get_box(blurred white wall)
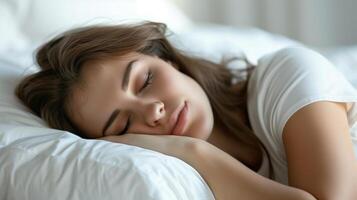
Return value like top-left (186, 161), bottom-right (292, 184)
top-left (174, 0), bottom-right (357, 48)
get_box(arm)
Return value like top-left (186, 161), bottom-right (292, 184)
top-left (282, 101), bottom-right (357, 200)
top-left (182, 139), bottom-right (316, 200)
top-left (102, 134), bottom-right (315, 200)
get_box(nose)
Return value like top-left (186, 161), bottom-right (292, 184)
top-left (142, 101), bottom-right (166, 127)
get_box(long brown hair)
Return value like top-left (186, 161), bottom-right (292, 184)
top-left (15, 21), bottom-right (261, 163)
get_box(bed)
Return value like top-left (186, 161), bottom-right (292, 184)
top-left (1, 0), bottom-right (357, 199)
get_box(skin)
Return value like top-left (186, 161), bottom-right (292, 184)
top-left (66, 51), bottom-right (262, 170)
top-left (67, 52), bottom-right (225, 143)
top-left (282, 101), bottom-right (357, 199)
top-left (65, 50), bottom-right (357, 199)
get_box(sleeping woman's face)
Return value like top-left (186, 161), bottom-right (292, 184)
top-left (67, 52), bottom-right (214, 140)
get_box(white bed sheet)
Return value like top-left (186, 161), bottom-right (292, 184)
top-left (2, 1), bottom-right (357, 199)
top-left (0, 51), bottom-right (215, 200)
top-left (0, 1), bottom-right (216, 199)
top-left (2, 23), bottom-right (357, 200)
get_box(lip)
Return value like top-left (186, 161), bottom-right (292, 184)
top-left (170, 101), bottom-right (189, 135)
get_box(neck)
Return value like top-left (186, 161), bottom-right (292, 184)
top-left (206, 124), bottom-right (262, 171)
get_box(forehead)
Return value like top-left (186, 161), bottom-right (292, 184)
top-left (84, 52), bottom-right (139, 73)
top-left (68, 53), bottom-right (140, 136)
top-left (79, 51), bottom-right (144, 89)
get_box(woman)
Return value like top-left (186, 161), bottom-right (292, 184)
top-left (16, 21), bottom-right (357, 199)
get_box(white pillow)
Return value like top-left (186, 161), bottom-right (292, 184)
top-left (0, 0), bottom-right (193, 51)
top-left (0, 2), bottom-right (30, 53)
top-left (170, 23), bottom-right (302, 65)
top-left (0, 3), bottom-right (302, 198)
top-left (0, 51), bottom-right (215, 200)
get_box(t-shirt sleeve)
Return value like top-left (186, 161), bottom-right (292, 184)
top-left (255, 47), bottom-right (357, 144)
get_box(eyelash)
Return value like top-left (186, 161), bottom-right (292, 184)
top-left (118, 116), bottom-right (130, 135)
top-left (117, 70), bottom-right (154, 135)
top-left (139, 70), bottom-right (153, 93)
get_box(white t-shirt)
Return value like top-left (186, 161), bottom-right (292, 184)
top-left (248, 47), bottom-right (357, 185)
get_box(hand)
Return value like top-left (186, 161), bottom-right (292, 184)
top-left (100, 133), bottom-right (202, 158)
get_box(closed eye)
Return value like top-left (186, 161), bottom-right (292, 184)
top-left (117, 115), bottom-right (131, 135)
top-left (139, 70), bottom-right (153, 93)
top-left (117, 70), bottom-right (153, 135)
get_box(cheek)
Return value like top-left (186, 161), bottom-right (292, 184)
top-left (157, 69), bottom-right (188, 93)
top-left (156, 68), bottom-right (214, 139)
top-left (178, 75), bottom-right (215, 139)
top-left (190, 86), bottom-right (214, 140)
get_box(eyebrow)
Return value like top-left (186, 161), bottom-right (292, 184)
top-left (101, 59), bottom-right (138, 136)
